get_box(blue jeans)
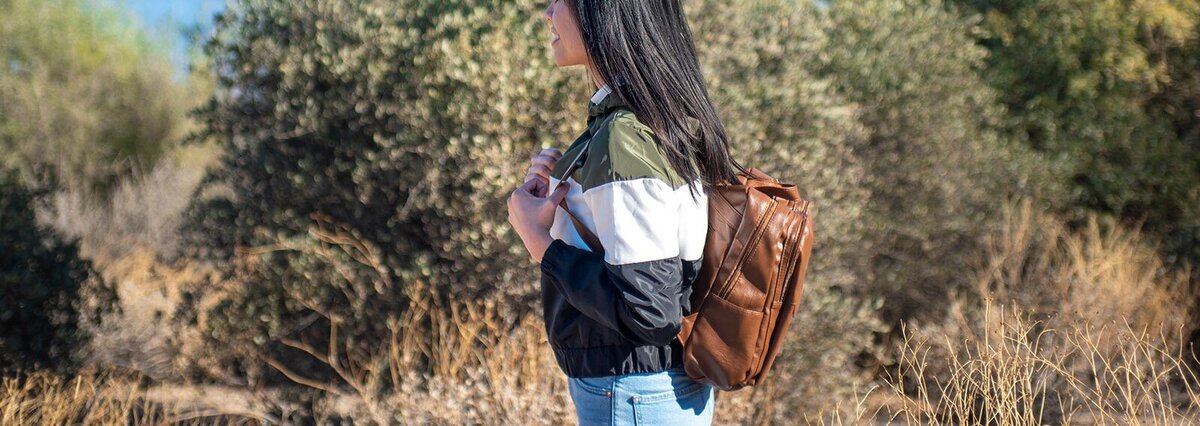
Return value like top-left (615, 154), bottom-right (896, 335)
top-left (567, 366), bottom-right (715, 425)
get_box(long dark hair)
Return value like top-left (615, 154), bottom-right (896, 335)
top-left (565, 0), bottom-right (746, 199)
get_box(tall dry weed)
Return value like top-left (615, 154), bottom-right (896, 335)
top-left (875, 199), bottom-right (1200, 424)
top-left (0, 370), bottom-right (180, 424)
top-left (38, 147), bottom-right (212, 264)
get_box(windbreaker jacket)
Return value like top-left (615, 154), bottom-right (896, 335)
top-left (539, 86), bottom-right (709, 378)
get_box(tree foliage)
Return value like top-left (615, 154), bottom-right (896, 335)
top-left (950, 0), bottom-right (1200, 273)
top-left (179, 0), bottom-right (583, 384)
top-left (810, 0), bottom-right (1059, 321)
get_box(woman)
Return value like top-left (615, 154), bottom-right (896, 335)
top-left (507, 0), bottom-right (744, 424)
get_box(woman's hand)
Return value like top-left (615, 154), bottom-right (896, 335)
top-left (508, 174), bottom-right (570, 263)
top-left (526, 147), bottom-right (562, 184)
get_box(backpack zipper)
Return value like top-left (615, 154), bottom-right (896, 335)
top-left (718, 200), bottom-right (778, 300)
top-left (750, 199), bottom-right (810, 376)
top-left (769, 200), bottom-right (803, 308)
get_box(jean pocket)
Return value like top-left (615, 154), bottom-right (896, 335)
top-left (569, 377), bottom-right (614, 426)
top-left (630, 380), bottom-right (713, 425)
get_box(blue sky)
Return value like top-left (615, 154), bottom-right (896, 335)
top-left (117, 0), bottom-right (225, 71)
top-left (124, 0), bottom-right (223, 28)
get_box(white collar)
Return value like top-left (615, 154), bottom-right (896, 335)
top-left (590, 83), bottom-right (612, 105)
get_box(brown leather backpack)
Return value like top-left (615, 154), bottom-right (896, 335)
top-left (556, 142), bottom-right (815, 391)
top-left (677, 167), bottom-right (815, 391)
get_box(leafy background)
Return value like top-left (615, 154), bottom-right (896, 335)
top-left (1, 0), bottom-right (1198, 423)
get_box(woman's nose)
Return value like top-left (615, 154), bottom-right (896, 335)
top-left (543, 3), bottom-right (553, 20)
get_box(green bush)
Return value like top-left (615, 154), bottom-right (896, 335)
top-left (179, 0), bottom-right (583, 384)
top-left (0, 168), bottom-right (116, 372)
top-left (809, 0), bottom-right (1062, 321)
top-left (949, 0), bottom-right (1200, 276)
top-left (1152, 32), bottom-right (1200, 274)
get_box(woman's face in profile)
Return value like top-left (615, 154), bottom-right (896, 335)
top-left (544, 0), bottom-right (588, 67)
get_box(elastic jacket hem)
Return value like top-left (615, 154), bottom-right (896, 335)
top-left (550, 339), bottom-right (685, 378)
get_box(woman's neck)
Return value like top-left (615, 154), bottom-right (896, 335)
top-left (588, 66), bottom-right (607, 91)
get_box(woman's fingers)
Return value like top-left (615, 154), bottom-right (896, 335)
top-left (519, 177), bottom-right (540, 192)
top-left (531, 147), bottom-right (563, 162)
top-left (530, 154), bottom-right (560, 169)
top-left (532, 177), bottom-right (550, 197)
top-left (513, 174), bottom-right (554, 199)
top-left (526, 163), bottom-right (553, 181)
top-left (530, 149), bottom-right (562, 168)
top-left (523, 148), bottom-right (562, 184)
top-left (547, 180), bottom-right (570, 205)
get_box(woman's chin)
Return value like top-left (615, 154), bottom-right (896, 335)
top-left (553, 59), bottom-right (584, 68)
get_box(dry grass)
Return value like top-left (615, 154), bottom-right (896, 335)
top-left (378, 293), bottom-right (575, 424)
top-left (0, 370), bottom-right (156, 425)
top-left (858, 199), bottom-right (1200, 425)
top-left (38, 144), bottom-right (215, 264)
top-left (876, 302), bottom-right (1200, 425)
top-left (0, 369), bottom-right (260, 425)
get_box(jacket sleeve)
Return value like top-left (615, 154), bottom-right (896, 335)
top-left (539, 120), bottom-right (686, 347)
